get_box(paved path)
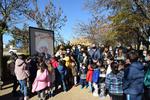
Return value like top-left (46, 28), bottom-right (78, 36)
top-left (0, 83), bottom-right (110, 100)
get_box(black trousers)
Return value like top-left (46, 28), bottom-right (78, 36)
top-left (12, 75), bottom-right (19, 93)
top-left (111, 94), bottom-right (124, 100)
top-left (145, 88), bottom-right (150, 100)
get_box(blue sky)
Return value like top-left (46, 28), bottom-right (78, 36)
top-left (54, 0), bottom-right (91, 41)
top-left (3, 0), bottom-right (91, 44)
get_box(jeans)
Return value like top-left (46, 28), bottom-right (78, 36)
top-left (126, 94), bottom-right (142, 100)
top-left (80, 79), bottom-right (87, 88)
top-left (18, 80), bottom-right (28, 96)
top-left (88, 82), bottom-right (92, 92)
top-left (60, 74), bottom-right (67, 91)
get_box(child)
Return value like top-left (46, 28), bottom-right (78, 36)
top-left (79, 63), bottom-right (87, 89)
top-left (99, 64), bottom-right (106, 98)
top-left (46, 61), bottom-right (55, 97)
top-left (92, 61), bottom-right (100, 97)
top-left (70, 61), bottom-right (78, 86)
top-left (105, 62), bottom-right (124, 100)
top-left (32, 61), bottom-right (50, 100)
top-left (86, 64), bottom-right (93, 92)
top-left (57, 60), bottom-right (67, 92)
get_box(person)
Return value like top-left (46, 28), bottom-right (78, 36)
top-left (86, 64), bottom-right (93, 92)
top-left (143, 52), bottom-right (150, 100)
top-left (46, 60), bottom-right (55, 97)
top-left (7, 56), bottom-right (19, 96)
top-left (57, 60), bottom-right (67, 92)
top-left (15, 54), bottom-right (30, 100)
top-left (114, 47), bottom-right (126, 61)
top-left (88, 44), bottom-right (102, 64)
top-left (124, 50), bottom-right (144, 100)
top-left (70, 61), bottom-right (78, 86)
top-left (99, 62), bottom-right (106, 98)
top-left (79, 63), bottom-right (87, 89)
top-left (92, 61), bottom-right (100, 97)
top-left (105, 62), bottom-right (124, 100)
top-left (32, 61), bottom-right (50, 100)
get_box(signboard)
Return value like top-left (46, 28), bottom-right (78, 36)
top-left (29, 27), bottom-right (54, 56)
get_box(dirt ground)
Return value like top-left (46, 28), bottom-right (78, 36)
top-left (0, 83), bottom-right (109, 100)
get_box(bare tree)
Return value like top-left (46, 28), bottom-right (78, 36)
top-left (0, 0), bottom-right (30, 88)
top-left (25, 0), bottom-right (67, 43)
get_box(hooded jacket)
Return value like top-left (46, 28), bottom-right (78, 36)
top-left (32, 69), bottom-right (50, 92)
top-left (15, 58), bottom-right (30, 80)
top-left (124, 61), bottom-right (144, 94)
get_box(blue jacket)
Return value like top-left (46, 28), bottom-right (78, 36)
top-left (124, 61), bottom-right (144, 95)
top-left (57, 65), bottom-right (67, 75)
top-left (92, 68), bottom-right (100, 83)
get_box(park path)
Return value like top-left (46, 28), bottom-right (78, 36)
top-left (0, 83), bottom-right (109, 100)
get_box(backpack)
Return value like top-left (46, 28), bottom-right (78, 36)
top-left (144, 68), bottom-right (150, 87)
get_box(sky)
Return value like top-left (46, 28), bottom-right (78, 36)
top-left (3, 0), bottom-right (91, 44)
top-left (54, 0), bottom-right (91, 41)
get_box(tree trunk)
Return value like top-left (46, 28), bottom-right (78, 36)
top-left (0, 33), bottom-right (3, 90)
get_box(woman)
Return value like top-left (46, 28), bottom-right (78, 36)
top-left (15, 54), bottom-right (30, 100)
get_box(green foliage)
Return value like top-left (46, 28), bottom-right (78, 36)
top-left (83, 0), bottom-right (150, 47)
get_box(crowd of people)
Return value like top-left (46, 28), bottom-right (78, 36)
top-left (6, 43), bottom-right (150, 100)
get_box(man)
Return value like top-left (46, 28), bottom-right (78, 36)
top-left (88, 44), bottom-right (102, 64)
top-left (124, 50), bottom-right (144, 100)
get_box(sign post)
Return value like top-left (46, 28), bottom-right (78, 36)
top-left (29, 27), bottom-right (54, 56)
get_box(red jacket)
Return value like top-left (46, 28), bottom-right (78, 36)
top-left (50, 58), bottom-right (58, 68)
top-left (86, 65), bottom-right (93, 82)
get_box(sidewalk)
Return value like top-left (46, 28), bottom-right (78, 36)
top-left (0, 83), bottom-right (109, 100)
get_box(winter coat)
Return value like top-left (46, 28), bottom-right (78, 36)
top-left (32, 69), bottom-right (50, 92)
top-left (88, 48), bottom-right (102, 61)
top-left (86, 65), bottom-right (93, 82)
top-left (63, 56), bottom-right (70, 67)
top-left (124, 61), bottom-right (144, 95)
top-left (15, 59), bottom-right (30, 80)
top-left (50, 58), bottom-right (58, 68)
top-left (79, 66), bottom-right (87, 79)
top-left (70, 64), bottom-right (78, 76)
top-left (92, 68), bottom-right (100, 83)
top-left (57, 65), bottom-right (67, 75)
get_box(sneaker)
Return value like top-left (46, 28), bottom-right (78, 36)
top-left (80, 86), bottom-right (84, 89)
top-left (93, 92), bottom-right (99, 97)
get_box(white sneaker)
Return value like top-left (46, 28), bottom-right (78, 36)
top-left (24, 96), bottom-right (29, 100)
top-left (93, 92), bottom-right (99, 97)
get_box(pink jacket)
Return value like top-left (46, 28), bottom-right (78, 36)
top-left (15, 59), bottom-right (29, 80)
top-left (32, 69), bottom-right (50, 92)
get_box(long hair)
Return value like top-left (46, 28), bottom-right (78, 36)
top-left (38, 62), bottom-right (47, 72)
